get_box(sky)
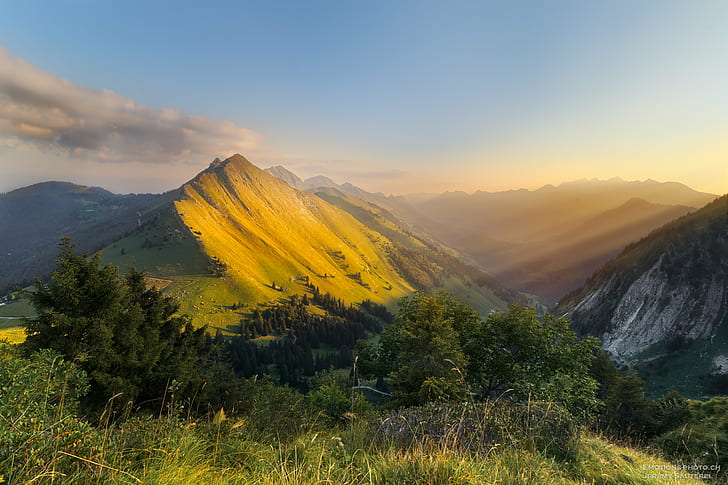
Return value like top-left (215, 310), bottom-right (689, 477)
top-left (0, 1), bottom-right (727, 195)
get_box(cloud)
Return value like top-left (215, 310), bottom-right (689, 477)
top-left (0, 47), bottom-right (264, 164)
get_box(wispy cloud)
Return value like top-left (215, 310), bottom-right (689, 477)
top-left (0, 47), bottom-right (264, 164)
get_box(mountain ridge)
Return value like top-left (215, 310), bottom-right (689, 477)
top-left (555, 194), bottom-right (728, 396)
top-left (387, 178), bottom-right (716, 304)
top-left (86, 155), bottom-right (518, 332)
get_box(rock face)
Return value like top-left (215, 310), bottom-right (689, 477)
top-left (557, 195), bottom-right (728, 396)
top-left (572, 254), bottom-right (724, 357)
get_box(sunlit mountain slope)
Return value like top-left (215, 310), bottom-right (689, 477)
top-left (173, 154), bottom-right (414, 307)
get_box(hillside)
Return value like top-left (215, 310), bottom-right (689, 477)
top-left (103, 155), bottom-right (519, 331)
top-left (392, 178), bottom-right (716, 304)
top-left (556, 194), bottom-right (728, 397)
top-left (175, 154), bottom-right (413, 306)
top-left (0, 181), bottom-right (160, 293)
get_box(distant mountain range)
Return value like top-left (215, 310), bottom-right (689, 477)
top-left (264, 166), bottom-right (389, 207)
top-left (384, 178), bottom-right (717, 304)
top-left (264, 168), bottom-right (717, 305)
top-left (556, 194), bottom-right (728, 397)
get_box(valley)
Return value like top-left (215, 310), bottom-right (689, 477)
top-left (3, 5), bottom-right (728, 481)
top-left (3, 156), bottom-right (726, 400)
top-left (3, 156), bottom-right (727, 483)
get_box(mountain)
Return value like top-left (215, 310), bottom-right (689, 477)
top-left (100, 155), bottom-right (520, 331)
top-left (556, 194), bottom-right (728, 397)
top-left (304, 175), bottom-right (338, 188)
top-left (265, 165), bottom-right (311, 190)
top-left (302, 173), bottom-right (390, 208)
top-left (394, 178), bottom-right (717, 304)
top-left (0, 181), bottom-right (160, 293)
top-left (175, 155), bottom-right (412, 306)
top-left (267, 165), bottom-right (415, 220)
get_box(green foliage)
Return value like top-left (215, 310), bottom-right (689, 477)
top-left (308, 370), bottom-right (371, 422)
top-left (650, 396), bottom-right (728, 481)
top-left (0, 343), bottom-right (100, 483)
top-left (651, 390), bottom-right (690, 435)
top-left (361, 293), bottom-right (600, 415)
top-left (229, 291), bottom-right (386, 389)
top-left (309, 380), bottom-right (351, 422)
top-left (386, 292), bottom-right (470, 406)
top-left (600, 370), bottom-right (653, 438)
top-left (0, 345), bottom-right (704, 484)
top-left (463, 304), bottom-right (600, 414)
top-left (239, 380), bottom-right (318, 442)
top-left (590, 349), bottom-right (621, 402)
top-left (21, 238), bottom-right (208, 411)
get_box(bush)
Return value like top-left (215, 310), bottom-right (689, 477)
top-left (0, 343), bottom-right (103, 483)
top-left (371, 400), bottom-right (579, 462)
top-left (240, 380), bottom-right (318, 442)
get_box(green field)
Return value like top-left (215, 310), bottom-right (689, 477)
top-left (0, 298), bottom-right (34, 343)
top-left (0, 298), bottom-right (34, 318)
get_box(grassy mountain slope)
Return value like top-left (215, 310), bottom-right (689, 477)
top-left (175, 155), bottom-right (414, 306)
top-left (312, 186), bottom-right (523, 311)
top-left (556, 194), bottom-right (728, 397)
top-left (101, 155), bottom-right (516, 332)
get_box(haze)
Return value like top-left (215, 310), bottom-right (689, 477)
top-left (1, 1), bottom-right (727, 195)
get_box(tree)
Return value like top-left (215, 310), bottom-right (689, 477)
top-left (359, 293), bottom-right (600, 415)
top-left (381, 292), bottom-right (470, 406)
top-left (462, 304), bottom-right (600, 415)
top-left (22, 238), bottom-right (208, 411)
top-left (601, 370), bottom-right (653, 438)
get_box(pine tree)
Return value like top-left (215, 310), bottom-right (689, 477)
top-left (22, 238), bottom-right (208, 411)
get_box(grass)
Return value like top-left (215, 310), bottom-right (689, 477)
top-left (1, 351), bottom-right (709, 485)
top-left (5, 416), bottom-right (706, 485)
top-left (0, 298), bottom-right (34, 318)
top-left (0, 299), bottom-right (33, 344)
top-left (0, 326), bottom-right (25, 344)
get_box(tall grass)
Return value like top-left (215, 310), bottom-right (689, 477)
top-left (3, 414), bottom-right (708, 484)
top-left (0, 345), bottom-right (708, 485)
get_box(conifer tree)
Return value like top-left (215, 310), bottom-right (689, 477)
top-left (22, 238), bottom-right (208, 410)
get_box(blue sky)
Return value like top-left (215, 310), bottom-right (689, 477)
top-left (0, 1), bottom-right (727, 194)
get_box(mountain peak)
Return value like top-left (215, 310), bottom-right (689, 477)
top-left (265, 165), bottom-right (310, 190)
top-left (225, 153), bottom-right (251, 165)
top-left (305, 175), bottom-right (339, 188)
top-left (204, 154), bottom-right (254, 172)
